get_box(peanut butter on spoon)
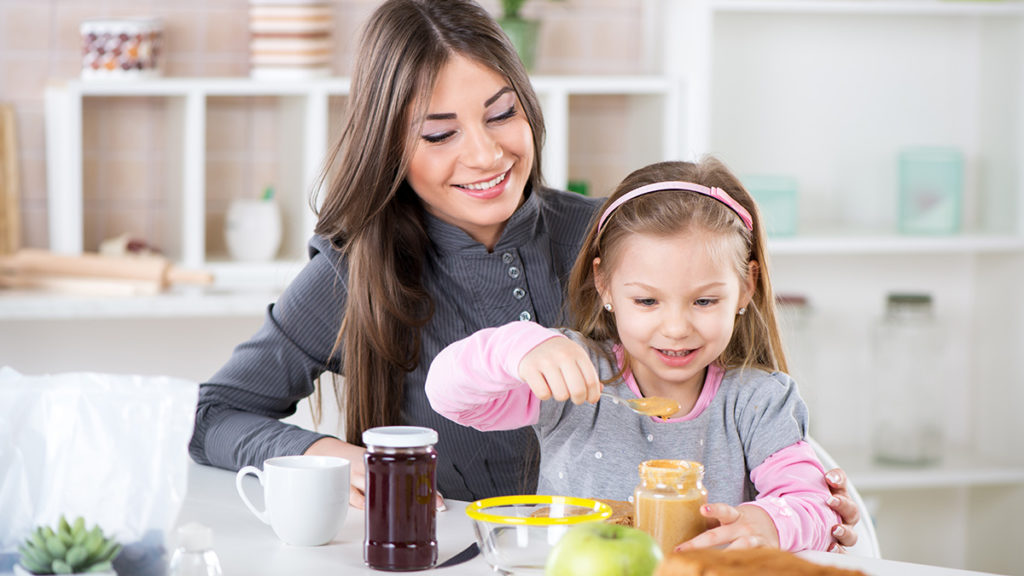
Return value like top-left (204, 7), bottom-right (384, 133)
top-left (601, 392), bottom-right (681, 419)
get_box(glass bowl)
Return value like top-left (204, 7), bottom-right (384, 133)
top-left (465, 495), bottom-right (612, 574)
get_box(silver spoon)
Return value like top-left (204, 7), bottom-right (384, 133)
top-left (601, 392), bottom-right (680, 419)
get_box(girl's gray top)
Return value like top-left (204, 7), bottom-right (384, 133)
top-left (537, 332), bottom-right (810, 504)
top-left (189, 187), bottom-right (601, 501)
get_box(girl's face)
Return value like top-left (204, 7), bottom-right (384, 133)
top-left (596, 228), bottom-right (754, 401)
top-left (406, 54), bottom-right (535, 250)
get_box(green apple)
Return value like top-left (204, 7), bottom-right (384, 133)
top-left (546, 522), bottom-right (663, 576)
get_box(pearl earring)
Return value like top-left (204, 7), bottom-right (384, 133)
top-left (603, 303), bottom-right (613, 312)
top-left (738, 307), bottom-right (747, 316)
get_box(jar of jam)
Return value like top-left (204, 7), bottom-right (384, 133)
top-left (634, 459), bottom-right (708, 556)
top-left (362, 426), bottom-right (438, 571)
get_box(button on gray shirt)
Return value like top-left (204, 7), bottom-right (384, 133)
top-left (189, 187), bottom-right (601, 501)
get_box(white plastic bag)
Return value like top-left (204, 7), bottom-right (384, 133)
top-left (0, 367), bottom-right (198, 574)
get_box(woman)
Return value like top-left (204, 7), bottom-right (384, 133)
top-left (188, 0), bottom-right (861, 550)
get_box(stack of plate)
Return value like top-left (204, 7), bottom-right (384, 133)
top-left (249, 0), bottom-right (333, 80)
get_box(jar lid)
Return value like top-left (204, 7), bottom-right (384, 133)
top-left (886, 292), bottom-right (931, 306)
top-left (175, 522), bottom-right (213, 552)
top-left (363, 426), bottom-right (438, 447)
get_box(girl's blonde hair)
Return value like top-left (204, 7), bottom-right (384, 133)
top-left (311, 0), bottom-right (546, 445)
top-left (567, 158), bottom-right (788, 376)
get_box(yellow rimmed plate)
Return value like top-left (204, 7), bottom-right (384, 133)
top-left (466, 494), bottom-right (613, 525)
top-left (466, 495), bottom-right (613, 573)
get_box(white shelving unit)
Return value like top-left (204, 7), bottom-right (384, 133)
top-left (667, 0), bottom-right (1024, 572)
top-left (39, 75), bottom-right (678, 293)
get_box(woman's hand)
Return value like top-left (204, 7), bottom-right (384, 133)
top-left (304, 436), bottom-right (368, 508)
top-left (824, 468), bottom-right (860, 552)
top-left (304, 436), bottom-right (447, 512)
top-left (518, 336), bottom-right (601, 405)
top-left (675, 503), bottom-right (779, 551)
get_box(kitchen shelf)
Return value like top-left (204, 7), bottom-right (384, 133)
top-left (831, 448), bottom-right (1024, 492)
top-left (43, 74), bottom-right (679, 289)
top-left (767, 234), bottom-right (1024, 255)
top-left (0, 288), bottom-right (279, 320)
top-left (713, 0), bottom-right (1024, 16)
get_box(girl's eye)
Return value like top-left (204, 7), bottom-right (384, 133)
top-left (634, 298), bottom-right (657, 307)
top-left (422, 131), bottom-right (455, 144)
top-left (487, 105), bottom-right (517, 123)
top-left (695, 298), bottom-right (717, 307)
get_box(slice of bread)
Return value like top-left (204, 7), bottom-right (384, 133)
top-left (529, 498), bottom-right (634, 526)
top-left (593, 498), bottom-right (634, 527)
top-left (654, 548), bottom-right (868, 576)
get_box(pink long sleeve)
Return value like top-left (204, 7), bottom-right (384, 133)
top-left (424, 322), bottom-right (563, 431)
top-left (743, 441), bottom-right (841, 552)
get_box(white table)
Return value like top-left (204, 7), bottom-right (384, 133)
top-left (179, 462), bottom-right (1008, 576)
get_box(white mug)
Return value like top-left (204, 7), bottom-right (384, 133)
top-left (235, 455), bottom-right (350, 546)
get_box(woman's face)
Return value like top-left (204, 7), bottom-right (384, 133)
top-left (406, 54), bottom-right (535, 250)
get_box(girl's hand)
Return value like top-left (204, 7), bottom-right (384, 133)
top-left (824, 468), bottom-right (860, 552)
top-left (518, 336), bottom-right (601, 405)
top-left (675, 503), bottom-right (779, 551)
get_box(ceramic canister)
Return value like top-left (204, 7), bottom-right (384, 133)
top-left (80, 18), bottom-right (163, 79)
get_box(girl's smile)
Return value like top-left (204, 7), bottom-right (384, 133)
top-left (655, 346), bottom-right (700, 368)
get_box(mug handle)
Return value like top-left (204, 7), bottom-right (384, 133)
top-left (235, 465), bottom-right (270, 525)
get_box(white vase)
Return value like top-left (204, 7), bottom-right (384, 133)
top-left (224, 198), bottom-right (282, 262)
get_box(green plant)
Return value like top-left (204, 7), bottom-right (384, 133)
top-left (501, 0), bottom-right (564, 20)
top-left (18, 516), bottom-right (122, 575)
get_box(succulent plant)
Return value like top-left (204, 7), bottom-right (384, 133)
top-left (17, 515), bottom-right (122, 575)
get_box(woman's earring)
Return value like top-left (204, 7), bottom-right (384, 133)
top-left (737, 307), bottom-right (747, 316)
top-left (603, 303), bottom-right (613, 312)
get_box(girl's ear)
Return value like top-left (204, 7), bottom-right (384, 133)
top-left (739, 260), bottom-right (759, 310)
top-left (592, 257), bottom-right (609, 301)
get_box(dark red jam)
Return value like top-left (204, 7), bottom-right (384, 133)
top-left (363, 445), bottom-right (437, 571)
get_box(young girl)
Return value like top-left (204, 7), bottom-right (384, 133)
top-left (425, 158), bottom-right (839, 551)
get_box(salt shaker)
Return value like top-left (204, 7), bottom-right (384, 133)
top-left (363, 426), bottom-right (439, 571)
top-left (168, 523), bottom-right (223, 576)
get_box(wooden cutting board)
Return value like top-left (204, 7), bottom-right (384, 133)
top-left (0, 102), bottom-right (19, 255)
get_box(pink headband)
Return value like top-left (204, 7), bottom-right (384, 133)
top-left (597, 181), bottom-right (754, 233)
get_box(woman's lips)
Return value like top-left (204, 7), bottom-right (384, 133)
top-left (454, 169), bottom-right (510, 200)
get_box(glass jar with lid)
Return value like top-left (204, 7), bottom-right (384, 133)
top-left (871, 292), bottom-right (946, 465)
top-left (362, 426), bottom-right (439, 571)
top-left (634, 459), bottom-right (708, 556)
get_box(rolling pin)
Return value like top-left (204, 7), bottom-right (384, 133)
top-left (0, 249), bottom-right (214, 289)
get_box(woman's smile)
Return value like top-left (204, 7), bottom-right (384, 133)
top-left (454, 169), bottom-right (510, 199)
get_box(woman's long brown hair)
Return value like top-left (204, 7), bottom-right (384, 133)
top-left (311, 0), bottom-right (547, 445)
top-left (567, 158), bottom-right (788, 378)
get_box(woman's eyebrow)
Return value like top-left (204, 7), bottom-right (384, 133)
top-left (422, 87), bottom-right (515, 121)
top-left (484, 86), bottom-right (514, 107)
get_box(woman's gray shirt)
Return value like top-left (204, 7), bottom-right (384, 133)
top-left (189, 188), bottom-right (601, 501)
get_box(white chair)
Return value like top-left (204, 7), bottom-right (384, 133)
top-left (807, 436), bottom-right (881, 558)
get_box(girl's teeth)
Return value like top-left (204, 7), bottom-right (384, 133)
top-left (661, 349), bottom-right (691, 357)
top-left (459, 172), bottom-right (506, 191)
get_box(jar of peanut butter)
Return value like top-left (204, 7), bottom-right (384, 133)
top-left (634, 459), bottom-right (708, 556)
